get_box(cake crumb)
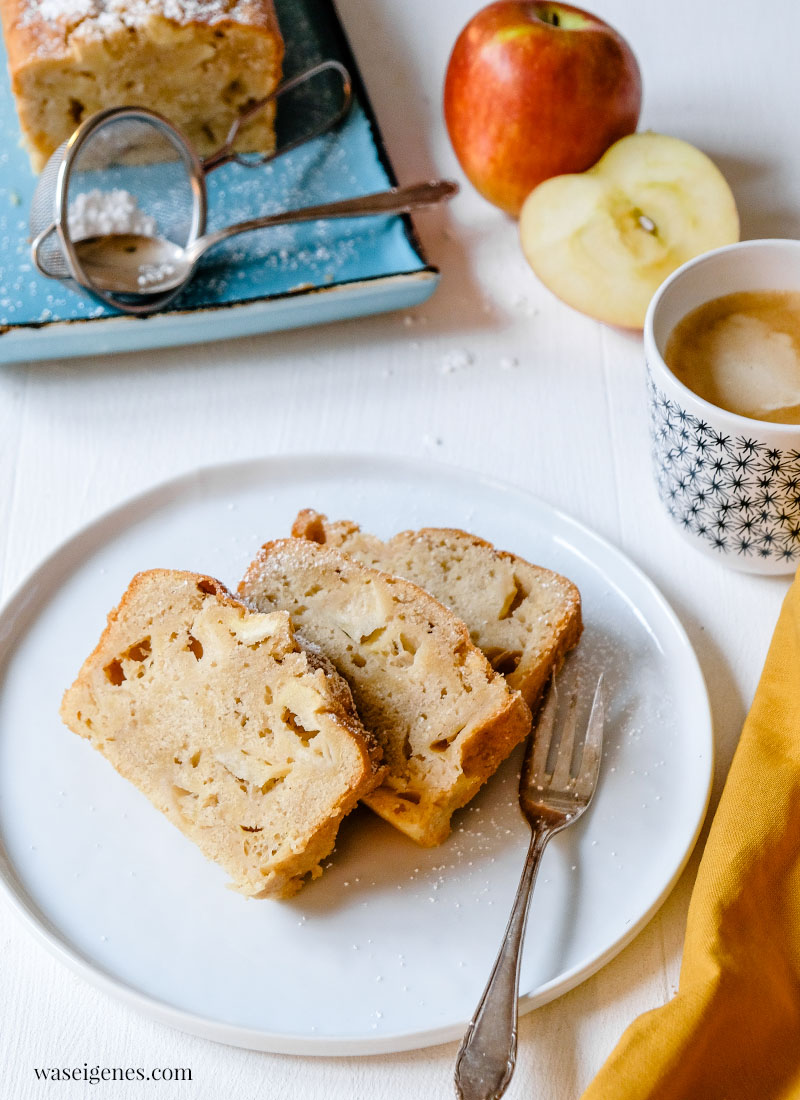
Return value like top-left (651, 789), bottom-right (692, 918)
top-left (440, 349), bottom-right (473, 374)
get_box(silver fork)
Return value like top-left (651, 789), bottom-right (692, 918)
top-left (454, 671), bottom-right (605, 1100)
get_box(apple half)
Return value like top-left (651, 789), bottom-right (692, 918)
top-left (518, 132), bottom-right (740, 329)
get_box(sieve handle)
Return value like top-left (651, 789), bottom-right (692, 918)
top-left (184, 179), bottom-right (458, 266)
top-left (31, 223), bottom-right (69, 280)
top-left (203, 60), bottom-right (353, 173)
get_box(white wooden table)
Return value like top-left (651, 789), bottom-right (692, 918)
top-left (1, 0), bottom-right (796, 1095)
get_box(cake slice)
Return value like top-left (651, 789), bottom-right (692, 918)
top-left (239, 540), bottom-right (532, 847)
top-left (60, 569), bottom-right (383, 899)
top-left (291, 511), bottom-right (582, 709)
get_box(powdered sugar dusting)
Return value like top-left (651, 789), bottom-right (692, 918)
top-left (68, 188), bottom-right (157, 240)
top-left (22, 0), bottom-right (262, 47)
top-left (136, 260), bottom-right (177, 287)
top-left (36, 0), bottom-right (94, 20)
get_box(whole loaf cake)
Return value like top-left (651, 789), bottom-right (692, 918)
top-left (1, 0), bottom-right (284, 170)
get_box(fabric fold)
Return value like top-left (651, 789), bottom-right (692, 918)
top-left (582, 575), bottom-right (800, 1100)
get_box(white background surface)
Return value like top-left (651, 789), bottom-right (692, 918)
top-left (0, 0), bottom-right (796, 1096)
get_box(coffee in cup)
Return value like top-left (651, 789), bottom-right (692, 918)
top-left (664, 290), bottom-right (800, 424)
top-left (644, 239), bottom-right (800, 575)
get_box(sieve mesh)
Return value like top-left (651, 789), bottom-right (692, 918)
top-left (31, 112), bottom-right (202, 298)
top-left (30, 139), bottom-right (71, 279)
top-left (65, 115), bottom-right (197, 248)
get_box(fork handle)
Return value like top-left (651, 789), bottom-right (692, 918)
top-left (454, 824), bottom-right (551, 1100)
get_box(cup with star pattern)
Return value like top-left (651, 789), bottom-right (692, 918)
top-left (645, 239), bottom-right (800, 575)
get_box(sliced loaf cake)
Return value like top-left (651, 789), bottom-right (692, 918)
top-left (292, 511), bottom-right (582, 709)
top-left (60, 569), bottom-right (383, 899)
top-left (239, 540), bottom-right (532, 846)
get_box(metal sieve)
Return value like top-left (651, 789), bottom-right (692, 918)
top-left (29, 60), bottom-right (352, 314)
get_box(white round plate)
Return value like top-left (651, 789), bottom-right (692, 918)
top-left (0, 455), bottom-right (712, 1055)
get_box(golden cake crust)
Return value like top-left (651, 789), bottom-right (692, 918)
top-left (2, 0), bottom-right (282, 66)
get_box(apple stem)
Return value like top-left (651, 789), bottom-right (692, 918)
top-left (543, 10), bottom-right (561, 25)
top-left (638, 213), bottom-right (657, 234)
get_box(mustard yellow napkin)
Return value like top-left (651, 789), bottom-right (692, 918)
top-left (581, 575), bottom-right (800, 1100)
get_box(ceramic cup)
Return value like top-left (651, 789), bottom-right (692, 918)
top-left (644, 238), bottom-right (800, 575)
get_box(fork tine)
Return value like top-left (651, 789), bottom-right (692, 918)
top-left (527, 676), bottom-right (558, 783)
top-left (550, 683), bottom-right (578, 790)
top-left (574, 674), bottom-right (605, 799)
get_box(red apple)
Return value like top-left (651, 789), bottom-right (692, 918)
top-left (443, 1), bottom-right (642, 216)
